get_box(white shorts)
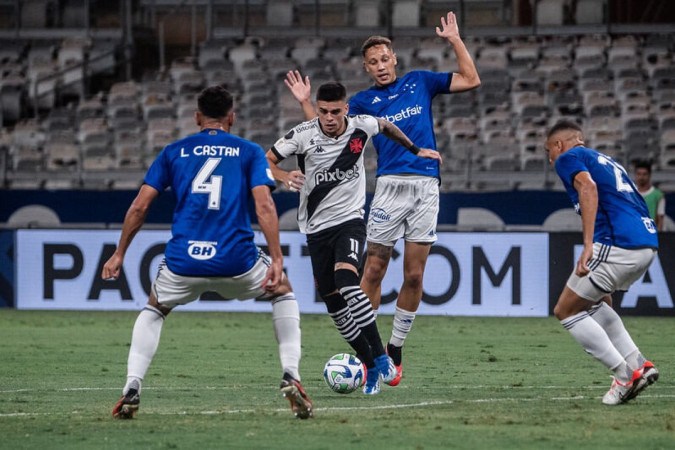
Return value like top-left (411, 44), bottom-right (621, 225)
top-left (367, 175), bottom-right (439, 246)
top-left (152, 251), bottom-right (274, 308)
top-left (566, 243), bottom-right (657, 302)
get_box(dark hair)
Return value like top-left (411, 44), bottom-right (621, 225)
top-left (360, 35), bottom-right (393, 56)
top-left (634, 159), bottom-right (653, 173)
top-left (316, 82), bottom-right (347, 102)
top-left (547, 119), bottom-right (582, 138)
top-left (197, 85), bottom-right (233, 119)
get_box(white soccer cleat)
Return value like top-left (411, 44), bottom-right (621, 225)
top-left (602, 368), bottom-right (644, 406)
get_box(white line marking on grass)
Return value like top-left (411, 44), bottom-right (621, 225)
top-left (1, 395), bottom-right (673, 418)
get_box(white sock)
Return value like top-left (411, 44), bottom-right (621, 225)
top-left (588, 302), bottom-right (641, 370)
top-left (272, 293), bottom-right (302, 381)
top-left (389, 306), bottom-right (416, 347)
top-left (560, 311), bottom-right (626, 375)
top-left (125, 305), bottom-right (165, 394)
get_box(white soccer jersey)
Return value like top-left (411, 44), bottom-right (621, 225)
top-left (271, 115), bottom-right (380, 234)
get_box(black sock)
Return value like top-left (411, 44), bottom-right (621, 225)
top-left (387, 343), bottom-right (402, 366)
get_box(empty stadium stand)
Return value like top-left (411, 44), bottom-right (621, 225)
top-left (0, 1), bottom-right (673, 201)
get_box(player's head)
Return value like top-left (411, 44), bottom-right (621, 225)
top-left (316, 82), bottom-right (348, 137)
top-left (196, 85), bottom-right (235, 129)
top-left (361, 35), bottom-right (398, 87)
top-left (544, 120), bottom-right (585, 164)
top-left (633, 159), bottom-right (653, 188)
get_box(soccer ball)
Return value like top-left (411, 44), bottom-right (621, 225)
top-left (323, 353), bottom-right (365, 394)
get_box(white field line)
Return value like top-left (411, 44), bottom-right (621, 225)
top-left (1, 393), bottom-right (673, 418)
top-left (0, 383), bottom-right (659, 394)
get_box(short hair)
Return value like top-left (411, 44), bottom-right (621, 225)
top-left (197, 85), bottom-right (233, 119)
top-left (316, 82), bottom-right (347, 102)
top-left (547, 119), bottom-right (582, 139)
top-left (360, 35), bottom-right (393, 56)
top-left (634, 159), bottom-right (653, 173)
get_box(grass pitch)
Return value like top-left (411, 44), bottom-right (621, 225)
top-left (0, 310), bottom-right (673, 449)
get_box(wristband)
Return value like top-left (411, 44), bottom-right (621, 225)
top-left (409, 144), bottom-right (420, 155)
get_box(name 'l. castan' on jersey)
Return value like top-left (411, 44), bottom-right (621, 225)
top-left (180, 145), bottom-right (240, 157)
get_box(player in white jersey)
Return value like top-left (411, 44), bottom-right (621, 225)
top-left (103, 86), bottom-right (312, 419)
top-left (284, 11), bottom-right (481, 385)
top-left (266, 82), bottom-right (441, 395)
top-left (545, 120), bottom-right (659, 405)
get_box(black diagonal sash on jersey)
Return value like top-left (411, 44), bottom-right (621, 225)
top-left (306, 128), bottom-right (368, 224)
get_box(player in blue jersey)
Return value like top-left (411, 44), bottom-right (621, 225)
top-left (545, 120), bottom-right (659, 405)
top-left (102, 85), bottom-right (312, 419)
top-left (284, 11), bottom-right (480, 385)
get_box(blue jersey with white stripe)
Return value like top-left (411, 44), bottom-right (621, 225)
top-left (555, 146), bottom-right (658, 249)
top-left (349, 71), bottom-right (451, 178)
top-left (144, 128), bottom-right (276, 276)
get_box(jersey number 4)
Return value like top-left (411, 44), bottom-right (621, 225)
top-left (192, 158), bottom-right (222, 209)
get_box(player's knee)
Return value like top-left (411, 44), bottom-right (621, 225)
top-left (403, 269), bottom-right (424, 290)
top-left (362, 263), bottom-right (385, 286)
top-left (335, 268), bottom-right (360, 290)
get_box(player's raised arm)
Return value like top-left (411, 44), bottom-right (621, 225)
top-left (101, 184), bottom-right (159, 280)
top-left (284, 70), bottom-right (317, 120)
top-left (376, 117), bottom-right (443, 164)
top-left (436, 11), bottom-right (480, 93)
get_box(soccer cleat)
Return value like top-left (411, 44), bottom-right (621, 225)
top-left (641, 360), bottom-right (659, 386)
top-left (602, 368), bottom-right (644, 405)
top-left (374, 354), bottom-right (397, 385)
top-left (624, 361), bottom-right (660, 402)
top-left (280, 377), bottom-right (313, 419)
top-left (388, 363), bottom-right (403, 387)
top-left (385, 344), bottom-right (403, 387)
top-left (112, 388), bottom-right (140, 419)
top-left (362, 366), bottom-right (380, 395)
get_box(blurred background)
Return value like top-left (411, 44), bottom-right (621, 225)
top-left (0, 0), bottom-right (674, 230)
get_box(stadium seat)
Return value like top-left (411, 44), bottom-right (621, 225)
top-left (354, 0), bottom-right (381, 27)
top-left (7, 205), bottom-right (60, 228)
top-left (456, 207), bottom-right (505, 231)
top-left (542, 208), bottom-right (581, 231)
top-left (575, 0), bottom-right (604, 24)
top-left (536, 0), bottom-right (567, 26)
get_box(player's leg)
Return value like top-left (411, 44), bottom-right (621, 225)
top-left (221, 251), bottom-right (312, 418)
top-left (363, 176), bottom-right (407, 313)
top-left (555, 246), bottom-right (652, 405)
top-left (114, 263), bottom-right (194, 419)
top-left (586, 248), bottom-right (659, 394)
top-left (361, 242), bottom-right (393, 312)
top-left (387, 176), bottom-right (438, 384)
top-left (333, 221), bottom-right (396, 386)
top-left (307, 227), bottom-right (384, 393)
top-left (387, 240), bottom-right (431, 367)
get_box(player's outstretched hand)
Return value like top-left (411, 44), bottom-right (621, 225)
top-left (284, 70), bottom-right (311, 103)
top-left (102, 252), bottom-right (123, 280)
top-left (418, 148), bottom-right (443, 165)
top-left (436, 11), bottom-right (461, 42)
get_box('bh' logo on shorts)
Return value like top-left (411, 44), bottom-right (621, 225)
top-left (188, 240), bottom-right (218, 260)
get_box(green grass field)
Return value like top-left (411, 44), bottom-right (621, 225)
top-left (0, 310), bottom-right (673, 449)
